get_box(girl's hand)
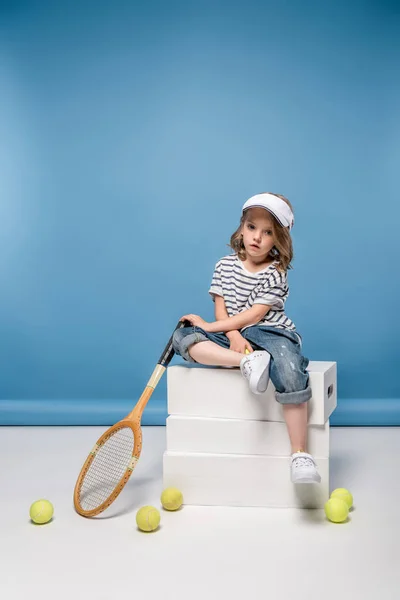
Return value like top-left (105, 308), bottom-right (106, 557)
top-left (227, 331), bottom-right (253, 354)
top-left (180, 314), bottom-right (211, 331)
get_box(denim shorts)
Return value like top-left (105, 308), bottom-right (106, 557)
top-left (172, 325), bottom-right (311, 405)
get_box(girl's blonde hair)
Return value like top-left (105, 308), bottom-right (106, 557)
top-left (229, 193), bottom-right (294, 272)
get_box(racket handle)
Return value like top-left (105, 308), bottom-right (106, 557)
top-left (158, 319), bottom-right (189, 367)
top-left (130, 319), bottom-right (190, 416)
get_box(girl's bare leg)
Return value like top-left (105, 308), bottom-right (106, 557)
top-left (283, 403), bottom-right (308, 453)
top-left (188, 340), bottom-right (244, 366)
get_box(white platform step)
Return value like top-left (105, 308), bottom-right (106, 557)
top-left (166, 415), bottom-right (330, 457)
top-left (163, 451), bottom-right (329, 508)
top-left (167, 361), bottom-right (336, 425)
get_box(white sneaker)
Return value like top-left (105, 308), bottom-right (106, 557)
top-left (240, 351), bottom-right (271, 394)
top-left (291, 452), bottom-right (321, 484)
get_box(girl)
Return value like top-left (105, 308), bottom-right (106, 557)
top-left (172, 192), bottom-right (321, 484)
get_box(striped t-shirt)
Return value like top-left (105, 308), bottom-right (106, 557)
top-left (208, 254), bottom-right (296, 332)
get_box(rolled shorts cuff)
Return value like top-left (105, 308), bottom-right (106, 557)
top-left (176, 331), bottom-right (210, 363)
top-left (275, 385), bottom-right (312, 405)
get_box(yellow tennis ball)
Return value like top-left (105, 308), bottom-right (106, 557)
top-left (324, 497), bottom-right (349, 523)
top-left (29, 499), bottom-right (54, 524)
top-left (161, 487), bottom-right (183, 511)
top-left (245, 348), bottom-right (250, 354)
top-left (330, 488), bottom-right (353, 509)
top-left (136, 506), bottom-right (160, 532)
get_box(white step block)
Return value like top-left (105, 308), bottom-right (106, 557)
top-left (166, 415), bottom-right (330, 457)
top-left (163, 451), bottom-right (329, 508)
top-left (167, 361), bottom-right (336, 425)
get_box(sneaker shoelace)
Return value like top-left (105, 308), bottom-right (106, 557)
top-left (293, 456), bottom-right (315, 469)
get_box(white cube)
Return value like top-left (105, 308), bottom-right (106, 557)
top-left (167, 361), bottom-right (336, 425)
top-left (163, 451), bottom-right (329, 508)
top-left (166, 415), bottom-right (330, 457)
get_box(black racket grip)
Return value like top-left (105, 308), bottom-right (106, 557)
top-left (158, 319), bottom-right (190, 367)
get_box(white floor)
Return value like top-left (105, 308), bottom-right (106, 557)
top-left (1, 426), bottom-right (399, 600)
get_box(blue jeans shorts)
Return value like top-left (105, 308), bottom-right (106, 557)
top-left (172, 325), bottom-right (311, 405)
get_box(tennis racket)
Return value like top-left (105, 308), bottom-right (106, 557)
top-left (73, 319), bottom-right (187, 517)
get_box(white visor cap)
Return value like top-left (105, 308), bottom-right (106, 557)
top-left (242, 193), bottom-right (294, 230)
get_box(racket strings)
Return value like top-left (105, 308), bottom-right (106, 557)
top-left (78, 427), bottom-right (135, 512)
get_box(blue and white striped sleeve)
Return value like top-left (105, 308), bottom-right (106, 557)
top-left (253, 270), bottom-right (288, 309)
top-left (208, 260), bottom-right (223, 301)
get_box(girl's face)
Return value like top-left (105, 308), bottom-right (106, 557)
top-left (241, 208), bottom-right (276, 260)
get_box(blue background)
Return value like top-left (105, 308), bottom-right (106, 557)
top-left (1, 0), bottom-right (399, 425)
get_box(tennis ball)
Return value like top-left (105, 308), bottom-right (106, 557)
top-left (29, 499), bottom-right (54, 524)
top-left (324, 497), bottom-right (349, 523)
top-left (136, 506), bottom-right (160, 532)
top-left (161, 487), bottom-right (183, 511)
top-left (245, 348), bottom-right (251, 354)
top-left (330, 488), bottom-right (353, 509)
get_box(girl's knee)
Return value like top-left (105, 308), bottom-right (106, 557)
top-left (271, 354), bottom-right (309, 394)
top-left (172, 327), bottom-right (186, 350)
top-left (172, 327), bottom-right (209, 362)
top-left (172, 327), bottom-right (192, 355)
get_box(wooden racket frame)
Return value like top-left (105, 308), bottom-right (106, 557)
top-left (73, 320), bottom-right (187, 518)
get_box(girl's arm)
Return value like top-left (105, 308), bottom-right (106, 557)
top-left (214, 295), bottom-right (241, 339)
top-left (181, 304), bottom-right (271, 333)
top-left (208, 304), bottom-right (271, 333)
